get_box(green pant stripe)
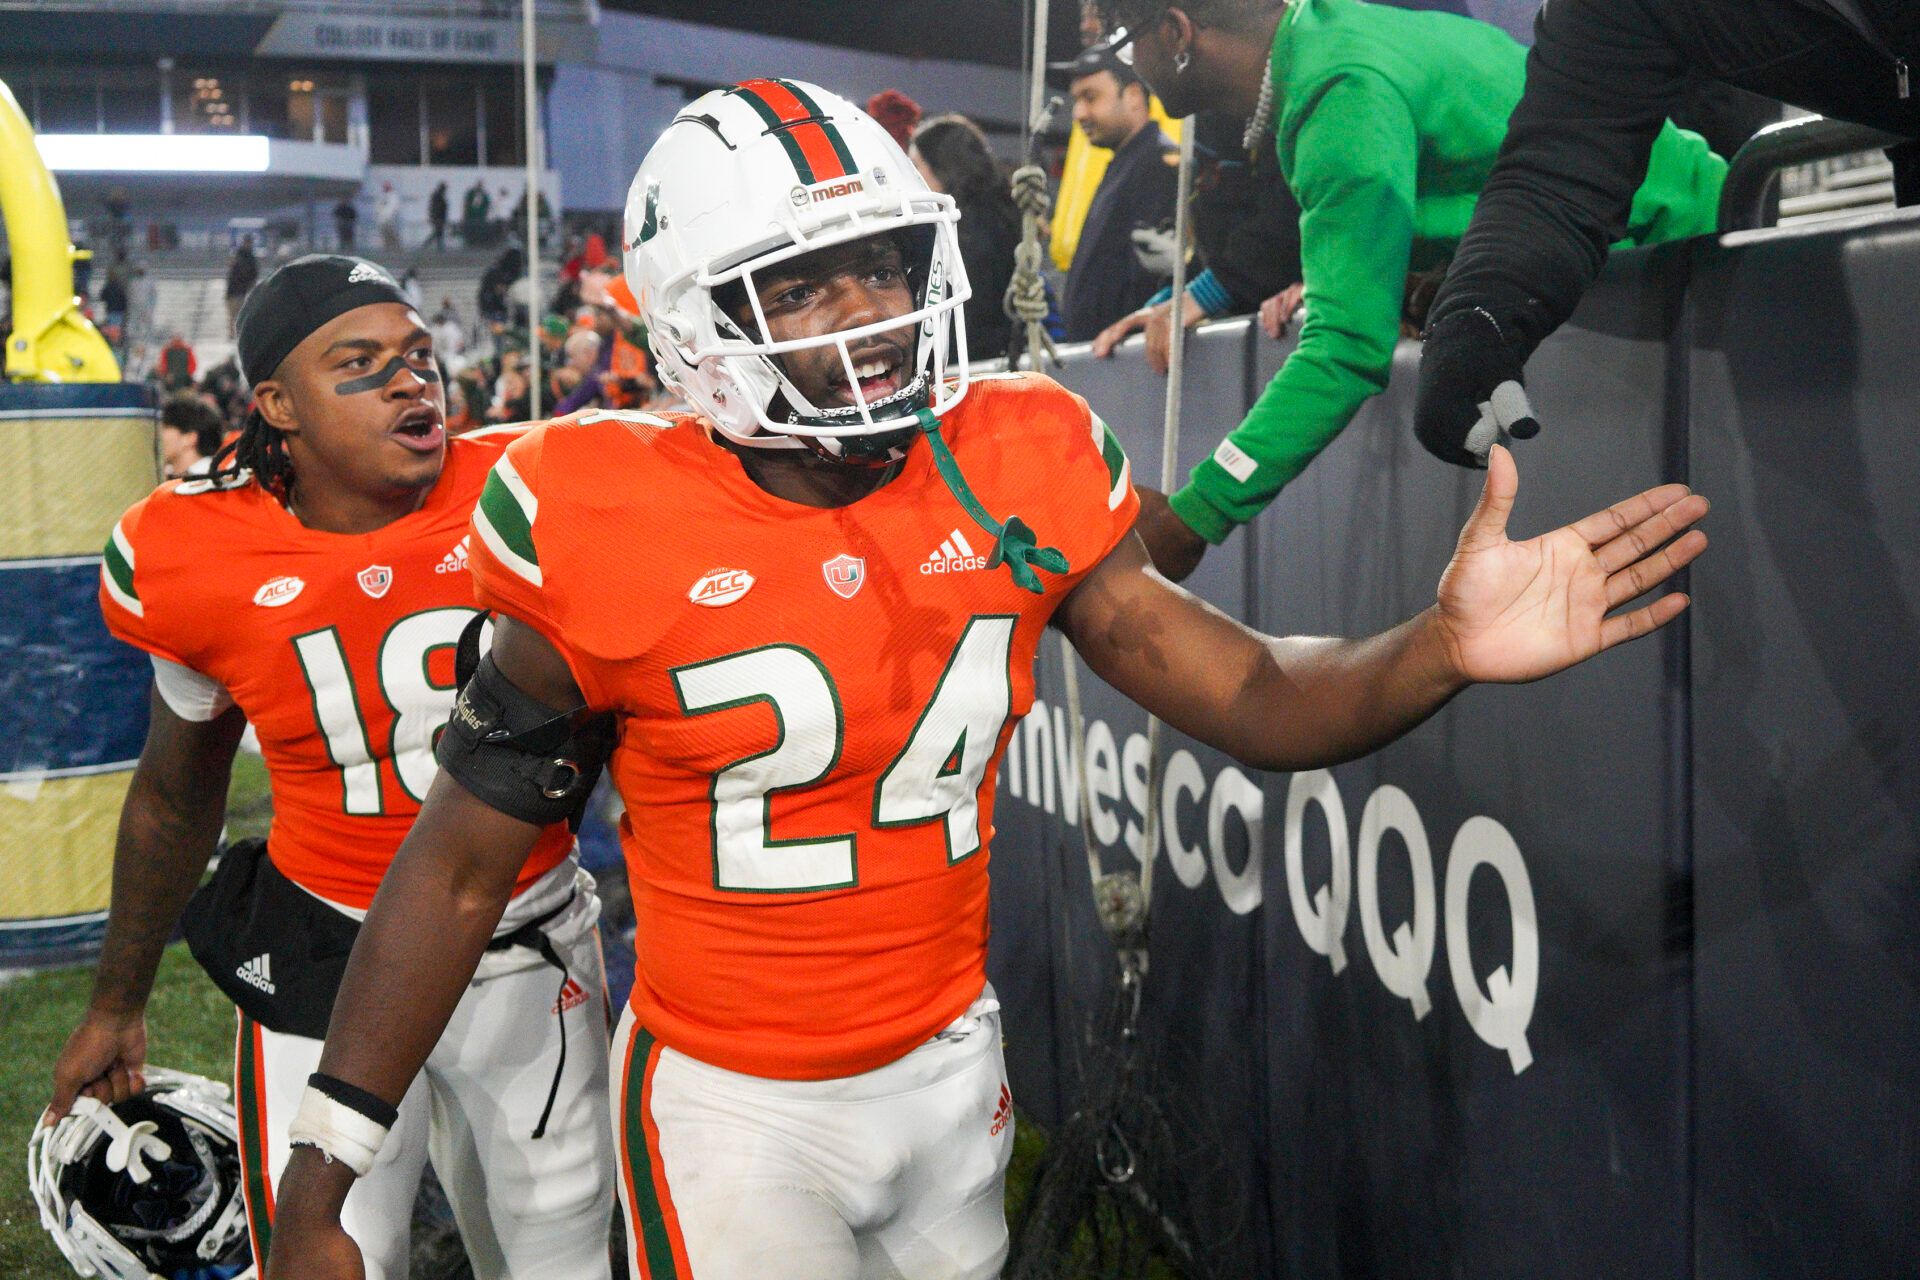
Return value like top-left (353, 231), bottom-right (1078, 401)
top-left (235, 1017), bottom-right (272, 1261)
top-left (625, 1025), bottom-right (680, 1279)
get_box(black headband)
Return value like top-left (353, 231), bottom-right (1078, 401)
top-left (235, 254), bottom-right (414, 386)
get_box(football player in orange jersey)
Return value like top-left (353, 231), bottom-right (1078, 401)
top-left (46, 257), bottom-right (615, 1280)
top-left (268, 86), bottom-right (1708, 1280)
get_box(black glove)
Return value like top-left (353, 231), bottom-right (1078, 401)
top-left (1415, 306), bottom-right (1540, 468)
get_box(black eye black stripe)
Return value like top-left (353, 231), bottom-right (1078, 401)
top-left (334, 355), bottom-right (440, 396)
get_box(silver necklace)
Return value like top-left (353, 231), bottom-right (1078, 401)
top-left (1242, 68), bottom-right (1276, 157)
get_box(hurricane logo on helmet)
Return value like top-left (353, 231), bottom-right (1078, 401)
top-left (621, 77), bottom-right (973, 462)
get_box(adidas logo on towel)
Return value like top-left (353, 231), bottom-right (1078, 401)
top-left (990, 1083), bottom-right (1012, 1137)
top-left (236, 953), bottom-right (276, 996)
top-left (921, 528), bottom-right (988, 576)
top-left (435, 536), bottom-right (471, 575)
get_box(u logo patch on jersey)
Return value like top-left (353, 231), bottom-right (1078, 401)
top-left (357, 564), bottom-right (393, 599)
top-left (822, 554), bottom-right (865, 600)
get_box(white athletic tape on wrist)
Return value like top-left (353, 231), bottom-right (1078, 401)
top-left (286, 1086), bottom-right (388, 1177)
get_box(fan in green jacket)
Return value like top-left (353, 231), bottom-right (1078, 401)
top-left (1096, 0), bottom-right (1726, 581)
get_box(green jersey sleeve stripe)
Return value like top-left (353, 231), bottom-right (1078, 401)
top-left (474, 460), bottom-right (543, 587)
top-left (102, 522), bottom-right (142, 616)
top-left (1092, 416), bottom-right (1131, 510)
top-left (478, 464), bottom-right (539, 562)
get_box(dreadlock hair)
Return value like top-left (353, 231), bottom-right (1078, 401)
top-left (204, 404), bottom-right (294, 497)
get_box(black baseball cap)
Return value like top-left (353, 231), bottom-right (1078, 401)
top-left (1049, 43), bottom-right (1141, 89)
top-left (235, 254), bottom-right (414, 385)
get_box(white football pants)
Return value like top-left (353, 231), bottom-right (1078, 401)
top-left (611, 987), bottom-right (1014, 1280)
top-left (234, 857), bottom-right (615, 1280)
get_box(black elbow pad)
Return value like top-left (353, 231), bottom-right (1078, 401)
top-left (436, 653), bottom-right (613, 827)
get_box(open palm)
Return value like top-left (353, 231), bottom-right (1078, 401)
top-left (1436, 446), bottom-right (1709, 684)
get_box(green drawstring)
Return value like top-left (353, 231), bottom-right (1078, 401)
top-left (916, 408), bottom-right (1069, 595)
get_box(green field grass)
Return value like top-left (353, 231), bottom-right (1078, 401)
top-left (0, 754), bottom-right (1177, 1278)
top-left (0, 753), bottom-right (270, 1277)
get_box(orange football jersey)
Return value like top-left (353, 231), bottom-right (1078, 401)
top-left (467, 373), bottom-right (1138, 1079)
top-left (99, 429), bottom-right (574, 908)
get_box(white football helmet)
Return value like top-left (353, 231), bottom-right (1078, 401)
top-left (29, 1068), bottom-right (255, 1280)
top-left (623, 77), bottom-right (972, 458)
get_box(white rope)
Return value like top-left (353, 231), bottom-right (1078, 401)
top-left (1137, 126), bottom-right (1197, 925)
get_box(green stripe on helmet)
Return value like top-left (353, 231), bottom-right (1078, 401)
top-left (777, 80), bottom-right (859, 174)
top-left (729, 86), bottom-right (819, 184)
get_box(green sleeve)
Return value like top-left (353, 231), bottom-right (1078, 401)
top-left (1169, 70), bottom-right (1417, 544)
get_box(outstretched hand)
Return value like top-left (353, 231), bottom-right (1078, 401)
top-left (1434, 446), bottom-right (1708, 684)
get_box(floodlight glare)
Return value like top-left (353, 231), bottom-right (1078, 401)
top-left (35, 134), bottom-right (271, 173)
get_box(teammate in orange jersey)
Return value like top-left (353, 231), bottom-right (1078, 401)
top-left (45, 256), bottom-right (615, 1280)
top-left (268, 86), bottom-right (1708, 1280)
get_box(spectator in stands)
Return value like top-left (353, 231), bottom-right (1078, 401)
top-left (911, 114), bottom-right (1022, 361)
top-left (1097, 0), bottom-right (1726, 582)
top-left (488, 352), bottom-right (532, 423)
top-left (478, 247), bottom-right (521, 326)
top-left (100, 258), bottom-right (130, 333)
top-left (463, 179), bottom-right (492, 247)
top-left (400, 266), bottom-right (423, 311)
top-left (552, 328), bottom-right (607, 416)
top-left (1058, 43), bottom-right (1180, 341)
top-left (426, 180), bottom-right (450, 250)
top-left (867, 89), bottom-right (923, 152)
top-left (377, 182), bottom-right (402, 251)
top-left (432, 297), bottom-right (466, 360)
top-left (1092, 110), bottom-right (1302, 369)
top-left (157, 393), bottom-right (224, 480)
top-left (333, 197), bottom-right (358, 250)
top-left (157, 334), bottom-right (197, 393)
top-left (224, 237), bottom-right (258, 337)
top-left (1416, 0), bottom-right (1918, 468)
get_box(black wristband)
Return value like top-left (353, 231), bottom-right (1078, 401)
top-left (307, 1072), bottom-right (400, 1131)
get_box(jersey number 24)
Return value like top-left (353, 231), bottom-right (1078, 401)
top-left (671, 615), bottom-right (1016, 893)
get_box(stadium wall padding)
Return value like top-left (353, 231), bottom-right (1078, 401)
top-left (985, 213), bottom-right (1920, 1278)
top-left (0, 382), bottom-right (156, 967)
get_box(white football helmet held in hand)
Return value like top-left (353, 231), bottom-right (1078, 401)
top-left (623, 78), bottom-right (972, 459)
top-left (29, 1067), bottom-right (255, 1280)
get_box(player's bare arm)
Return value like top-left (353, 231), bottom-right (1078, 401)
top-left (265, 615), bottom-right (582, 1272)
top-left (47, 690), bottom-right (245, 1121)
top-left (1057, 445), bottom-right (1708, 769)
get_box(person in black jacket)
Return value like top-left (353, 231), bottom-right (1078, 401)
top-left (1092, 110), bottom-right (1303, 370)
top-left (1058, 43), bottom-right (1180, 340)
top-left (911, 114), bottom-right (1022, 361)
top-left (1417, 0), bottom-right (1920, 468)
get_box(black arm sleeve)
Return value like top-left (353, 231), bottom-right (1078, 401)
top-left (1424, 0), bottom-right (1693, 357)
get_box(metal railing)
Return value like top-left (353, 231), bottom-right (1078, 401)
top-left (1719, 114), bottom-right (1908, 233)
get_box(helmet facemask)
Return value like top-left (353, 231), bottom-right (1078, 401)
top-left (656, 197), bottom-right (971, 462)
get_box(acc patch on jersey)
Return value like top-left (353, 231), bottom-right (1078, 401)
top-left (252, 575), bottom-right (305, 608)
top-left (822, 554), bottom-right (865, 599)
top-left (689, 567), bottom-right (755, 608)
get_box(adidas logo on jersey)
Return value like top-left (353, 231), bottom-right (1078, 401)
top-left (435, 537), bottom-right (471, 575)
top-left (236, 953), bottom-right (276, 996)
top-left (921, 529), bottom-right (987, 575)
top-left (990, 1083), bottom-right (1012, 1136)
top-left (553, 978), bottom-right (590, 1015)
